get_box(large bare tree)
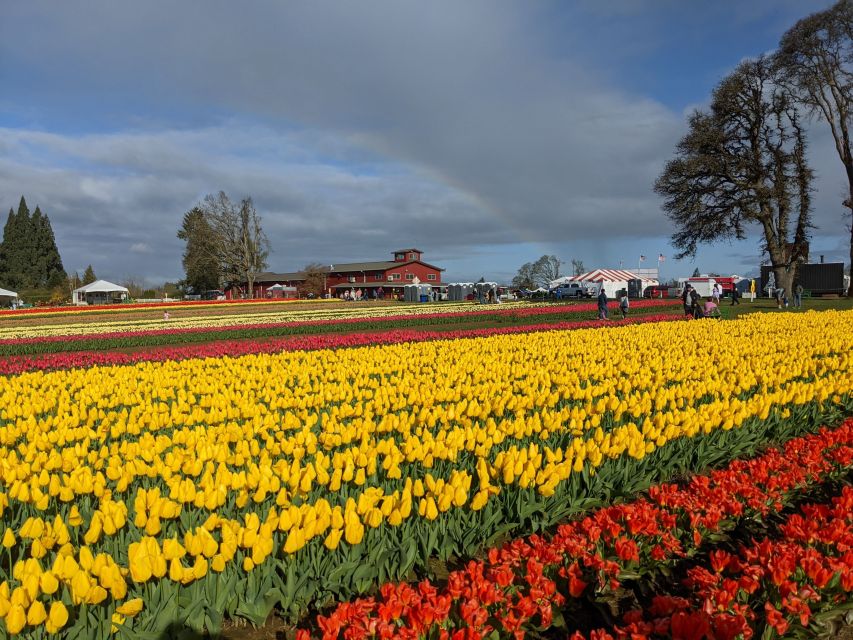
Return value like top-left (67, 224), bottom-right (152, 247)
top-left (531, 255), bottom-right (562, 288)
top-left (512, 255), bottom-right (563, 289)
top-left (777, 0), bottom-right (853, 295)
top-left (655, 57), bottom-right (813, 296)
top-left (300, 263), bottom-right (327, 298)
top-left (201, 192), bottom-right (270, 298)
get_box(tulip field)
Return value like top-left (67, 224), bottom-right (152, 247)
top-left (0, 299), bottom-right (679, 357)
top-left (0, 304), bottom-right (851, 638)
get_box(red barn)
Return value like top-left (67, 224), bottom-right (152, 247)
top-left (227, 249), bottom-right (444, 299)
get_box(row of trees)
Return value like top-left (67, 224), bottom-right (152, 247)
top-left (657, 1), bottom-right (852, 296)
top-left (511, 256), bottom-right (584, 289)
top-left (0, 197), bottom-right (66, 291)
top-left (178, 192), bottom-right (270, 296)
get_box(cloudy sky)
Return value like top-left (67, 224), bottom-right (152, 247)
top-left (1, 0), bottom-right (848, 285)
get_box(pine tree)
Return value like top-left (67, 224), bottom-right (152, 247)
top-left (31, 206), bottom-right (67, 288)
top-left (0, 198), bottom-right (33, 289)
top-left (16, 197), bottom-right (35, 288)
top-left (0, 198), bottom-right (67, 290)
top-left (0, 209), bottom-right (14, 288)
top-left (177, 207), bottom-right (221, 293)
top-left (82, 265), bottom-right (97, 285)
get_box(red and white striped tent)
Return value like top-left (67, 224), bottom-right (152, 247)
top-left (570, 269), bottom-right (639, 283)
top-left (570, 269), bottom-right (658, 298)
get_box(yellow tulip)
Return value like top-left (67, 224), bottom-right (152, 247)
top-left (344, 520), bottom-right (364, 545)
top-left (168, 558), bottom-right (184, 582)
top-left (115, 598), bottom-right (144, 617)
top-left (27, 600), bottom-right (47, 626)
top-left (5, 603), bottom-right (26, 635)
top-left (210, 555), bottom-right (226, 573)
top-left (39, 572), bottom-right (59, 595)
top-left (46, 601), bottom-right (69, 633)
top-left (323, 528), bottom-right (343, 550)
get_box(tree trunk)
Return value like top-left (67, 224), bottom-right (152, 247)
top-left (847, 161), bottom-right (853, 296)
top-left (773, 266), bottom-right (794, 303)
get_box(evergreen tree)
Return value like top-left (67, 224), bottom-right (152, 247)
top-left (31, 206), bottom-right (67, 288)
top-left (0, 197), bottom-right (67, 289)
top-left (82, 265), bottom-right (97, 285)
top-left (177, 207), bottom-right (221, 293)
top-left (16, 196), bottom-right (34, 288)
top-left (0, 198), bottom-right (33, 289)
top-left (0, 209), bottom-right (15, 288)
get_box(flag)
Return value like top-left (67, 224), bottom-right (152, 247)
top-left (639, 255), bottom-right (646, 262)
top-left (658, 254), bottom-right (665, 263)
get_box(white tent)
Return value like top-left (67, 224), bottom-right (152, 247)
top-left (548, 276), bottom-right (574, 289)
top-left (73, 280), bottom-right (129, 305)
top-left (0, 287), bottom-right (18, 306)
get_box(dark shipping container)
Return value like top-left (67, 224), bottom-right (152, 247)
top-left (759, 262), bottom-right (845, 296)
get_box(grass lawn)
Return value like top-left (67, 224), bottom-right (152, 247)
top-left (712, 295), bottom-right (853, 319)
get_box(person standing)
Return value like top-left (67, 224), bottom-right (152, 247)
top-left (711, 283), bottom-right (721, 304)
top-left (597, 288), bottom-right (608, 320)
top-left (690, 289), bottom-right (702, 319)
top-left (682, 285), bottom-right (693, 317)
top-left (619, 292), bottom-right (629, 319)
top-left (730, 287), bottom-right (740, 305)
top-left (794, 283), bottom-right (804, 309)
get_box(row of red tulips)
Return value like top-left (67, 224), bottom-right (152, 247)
top-left (585, 483), bottom-right (853, 640)
top-left (295, 418), bottom-right (853, 640)
top-left (0, 313), bottom-right (680, 375)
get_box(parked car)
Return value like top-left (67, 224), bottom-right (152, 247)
top-left (201, 290), bottom-right (226, 300)
top-left (552, 283), bottom-right (593, 299)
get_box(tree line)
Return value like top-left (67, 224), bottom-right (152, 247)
top-left (0, 196), bottom-right (66, 291)
top-left (178, 192), bottom-right (270, 297)
top-left (657, 0), bottom-right (852, 296)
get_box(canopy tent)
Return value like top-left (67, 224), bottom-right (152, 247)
top-left (548, 276), bottom-right (574, 289)
top-left (0, 287), bottom-right (19, 307)
top-left (72, 280), bottom-right (129, 305)
top-left (265, 283), bottom-right (298, 299)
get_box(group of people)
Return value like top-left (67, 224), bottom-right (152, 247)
top-left (341, 287), bottom-right (386, 301)
top-left (596, 288), bottom-right (630, 320)
top-left (681, 285), bottom-right (722, 320)
top-left (771, 284), bottom-right (804, 309)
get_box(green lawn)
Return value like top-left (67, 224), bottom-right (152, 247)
top-left (716, 295), bottom-right (853, 319)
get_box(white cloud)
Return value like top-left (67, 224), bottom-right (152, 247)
top-left (129, 243), bottom-right (152, 254)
